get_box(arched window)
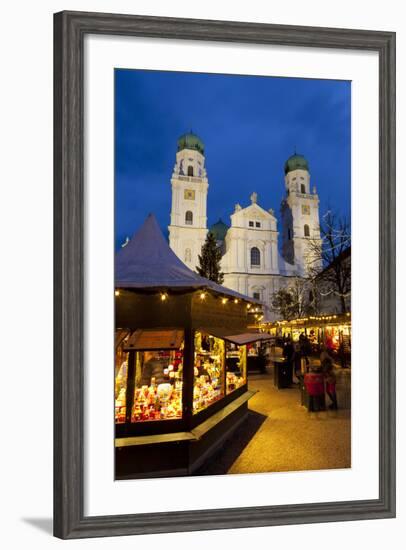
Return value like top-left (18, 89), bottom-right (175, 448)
top-left (301, 183), bottom-right (306, 193)
top-left (187, 166), bottom-right (194, 176)
top-left (184, 248), bottom-right (192, 263)
top-left (304, 224), bottom-right (310, 237)
top-left (185, 211), bottom-right (193, 225)
top-left (250, 247), bottom-right (261, 266)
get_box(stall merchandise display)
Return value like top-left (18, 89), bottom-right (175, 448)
top-left (193, 332), bottom-right (225, 413)
top-left (115, 359), bottom-right (128, 423)
top-left (131, 380), bottom-right (183, 421)
top-left (114, 344), bottom-right (184, 423)
top-left (226, 343), bottom-right (247, 394)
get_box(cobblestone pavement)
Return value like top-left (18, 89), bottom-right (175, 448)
top-left (196, 363), bottom-right (351, 476)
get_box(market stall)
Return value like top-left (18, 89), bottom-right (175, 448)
top-left (262, 314), bottom-right (351, 366)
top-left (114, 214), bottom-right (266, 478)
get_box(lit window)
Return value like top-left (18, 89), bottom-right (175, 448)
top-left (185, 211), bottom-right (193, 225)
top-left (251, 247), bottom-right (260, 266)
top-left (304, 224), bottom-right (310, 237)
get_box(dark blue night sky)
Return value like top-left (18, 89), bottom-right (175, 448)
top-left (115, 69), bottom-right (351, 250)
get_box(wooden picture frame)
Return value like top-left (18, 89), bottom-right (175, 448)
top-left (54, 10), bottom-right (396, 539)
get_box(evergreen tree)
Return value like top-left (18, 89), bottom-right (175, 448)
top-left (196, 232), bottom-right (224, 284)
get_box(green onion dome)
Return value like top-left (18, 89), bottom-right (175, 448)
top-left (209, 219), bottom-right (229, 241)
top-left (284, 153), bottom-right (309, 174)
top-left (177, 131), bottom-right (205, 155)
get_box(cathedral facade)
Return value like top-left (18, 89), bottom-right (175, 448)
top-left (168, 132), bottom-right (322, 311)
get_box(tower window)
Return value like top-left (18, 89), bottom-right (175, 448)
top-left (301, 183), bottom-right (306, 194)
top-left (187, 166), bottom-right (194, 176)
top-left (250, 247), bottom-right (261, 266)
top-left (304, 224), bottom-right (310, 237)
top-left (185, 211), bottom-right (193, 225)
top-left (184, 248), bottom-right (192, 263)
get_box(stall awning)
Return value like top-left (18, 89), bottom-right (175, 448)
top-left (223, 333), bottom-right (274, 346)
top-left (198, 327), bottom-right (273, 346)
top-left (124, 329), bottom-right (184, 350)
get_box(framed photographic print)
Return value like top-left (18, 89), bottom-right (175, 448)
top-left (54, 10), bottom-right (396, 539)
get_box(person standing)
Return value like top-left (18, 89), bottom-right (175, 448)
top-left (299, 333), bottom-right (311, 372)
top-left (325, 364), bottom-right (338, 409)
top-left (320, 346), bottom-right (338, 410)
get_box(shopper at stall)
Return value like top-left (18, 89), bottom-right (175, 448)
top-left (293, 340), bottom-right (302, 380)
top-left (304, 366), bottom-right (325, 412)
top-left (283, 336), bottom-right (295, 367)
top-left (299, 333), bottom-right (311, 371)
top-left (325, 363), bottom-right (338, 410)
top-left (320, 346), bottom-right (338, 410)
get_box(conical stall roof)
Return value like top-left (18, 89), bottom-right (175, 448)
top-left (115, 214), bottom-right (260, 304)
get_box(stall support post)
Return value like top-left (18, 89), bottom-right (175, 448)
top-left (183, 328), bottom-right (195, 427)
top-left (125, 350), bottom-right (136, 424)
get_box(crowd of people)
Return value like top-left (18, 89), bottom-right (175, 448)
top-left (282, 333), bottom-right (338, 411)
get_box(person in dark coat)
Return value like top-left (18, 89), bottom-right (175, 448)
top-left (299, 333), bottom-right (311, 371)
top-left (283, 336), bottom-right (295, 366)
top-left (320, 346), bottom-right (338, 409)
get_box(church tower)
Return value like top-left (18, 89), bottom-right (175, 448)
top-left (168, 132), bottom-right (209, 271)
top-left (280, 153), bottom-right (322, 276)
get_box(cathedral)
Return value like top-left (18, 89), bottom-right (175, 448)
top-left (168, 131), bottom-right (322, 310)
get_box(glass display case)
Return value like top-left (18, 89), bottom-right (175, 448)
top-left (115, 329), bottom-right (184, 425)
top-left (131, 349), bottom-right (183, 422)
top-left (193, 331), bottom-right (225, 414)
top-left (225, 342), bottom-right (247, 394)
top-left (115, 326), bottom-right (251, 436)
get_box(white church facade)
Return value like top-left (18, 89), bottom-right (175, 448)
top-left (168, 132), bottom-right (323, 311)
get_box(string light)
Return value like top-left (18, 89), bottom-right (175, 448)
top-left (222, 297), bottom-right (228, 305)
top-left (234, 298), bottom-right (239, 304)
top-left (200, 292), bottom-right (206, 300)
top-left (246, 304), bottom-right (251, 310)
top-left (115, 290), bottom-right (120, 297)
top-left (160, 292), bottom-right (168, 301)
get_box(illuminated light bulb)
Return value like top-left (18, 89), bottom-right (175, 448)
top-left (246, 304), bottom-right (251, 310)
top-left (200, 292), bottom-right (206, 300)
top-left (160, 293), bottom-right (168, 301)
top-left (222, 298), bottom-right (227, 305)
top-left (234, 299), bottom-right (239, 304)
top-left (115, 290), bottom-right (120, 297)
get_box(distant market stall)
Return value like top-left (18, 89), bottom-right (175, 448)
top-left (261, 313), bottom-right (351, 365)
top-left (114, 214), bottom-right (270, 478)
